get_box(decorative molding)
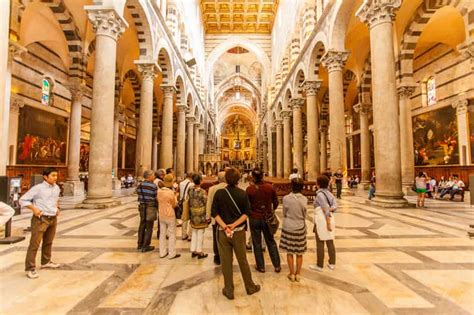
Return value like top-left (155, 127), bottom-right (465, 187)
top-left (353, 102), bottom-right (372, 116)
top-left (290, 98), bottom-right (305, 110)
top-left (177, 104), bottom-right (187, 113)
top-left (67, 82), bottom-right (87, 100)
top-left (397, 84), bottom-right (416, 99)
top-left (356, 0), bottom-right (402, 28)
top-left (452, 98), bottom-right (468, 115)
top-left (135, 61), bottom-right (159, 81)
top-left (162, 85), bottom-right (176, 97)
top-left (10, 94), bottom-right (24, 115)
top-left (186, 116), bottom-right (195, 124)
top-left (86, 7), bottom-right (127, 41)
top-left (280, 110), bottom-right (292, 119)
top-left (321, 50), bottom-right (349, 72)
top-left (8, 40), bottom-right (27, 63)
top-left (303, 80), bottom-right (322, 96)
top-left (274, 119), bottom-right (283, 126)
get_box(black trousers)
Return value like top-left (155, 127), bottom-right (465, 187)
top-left (250, 218), bottom-right (281, 269)
top-left (212, 223), bottom-right (220, 260)
top-left (336, 181), bottom-right (342, 198)
top-left (138, 205), bottom-right (155, 248)
top-left (315, 227), bottom-right (336, 268)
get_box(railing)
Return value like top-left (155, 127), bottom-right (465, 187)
top-left (265, 177), bottom-right (318, 203)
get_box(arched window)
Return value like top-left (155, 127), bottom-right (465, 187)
top-left (41, 77), bottom-right (53, 106)
top-left (426, 76), bottom-right (436, 106)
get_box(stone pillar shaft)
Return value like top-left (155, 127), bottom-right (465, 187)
top-left (276, 120), bottom-right (283, 178)
top-left (84, 8), bottom-right (126, 204)
top-left (160, 86), bottom-right (175, 169)
top-left (0, 0), bottom-right (11, 175)
top-left (66, 85), bottom-right (85, 182)
top-left (304, 81), bottom-right (321, 181)
top-left (151, 130), bottom-right (158, 170)
top-left (263, 139), bottom-right (268, 173)
top-left (454, 99), bottom-right (471, 165)
top-left (320, 128), bottom-right (328, 172)
top-left (282, 111), bottom-right (292, 178)
top-left (291, 99), bottom-right (305, 176)
top-left (194, 123), bottom-right (200, 172)
top-left (398, 85), bottom-right (416, 189)
top-left (355, 103), bottom-right (371, 188)
top-left (176, 105), bottom-right (186, 177)
top-left (186, 118), bottom-right (195, 174)
top-left (7, 97), bottom-right (23, 166)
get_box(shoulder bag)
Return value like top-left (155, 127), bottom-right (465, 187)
top-left (175, 181), bottom-right (190, 219)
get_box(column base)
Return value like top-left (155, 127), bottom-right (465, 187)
top-left (112, 179), bottom-right (122, 190)
top-left (82, 196), bottom-right (121, 209)
top-left (341, 187), bottom-right (354, 196)
top-left (366, 195), bottom-right (412, 208)
top-left (402, 184), bottom-right (417, 196)
top-left (63, 181), bottom-right (85, 196)
top-left (358, 181), bottom-right (371, 191)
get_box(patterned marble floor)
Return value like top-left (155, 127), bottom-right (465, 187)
top-left (1, 195), bottom-right (473, 315)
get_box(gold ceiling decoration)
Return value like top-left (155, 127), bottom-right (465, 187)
top-left (200, 0), bottom-right (279, 34)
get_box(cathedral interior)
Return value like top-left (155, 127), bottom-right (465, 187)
top-left (0, 0), bottom-right (473, 314)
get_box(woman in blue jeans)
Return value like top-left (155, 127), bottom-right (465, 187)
top-left (246, 168), bottom-right (281, 273)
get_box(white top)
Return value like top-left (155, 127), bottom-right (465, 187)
top-left (179, 178), bottom-right (194, 201)
top-left (289, 173), bottom-right (301, 180)
top-left (19, 181), bottom-right (60, 216)
top-left (0, 202), bottom-right (15, 225)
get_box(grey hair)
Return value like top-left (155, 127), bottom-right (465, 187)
top-left (217, 171), bottom-right (226, 183)
top-left (143, 170), bottom-right (154, 179)
top-left (157, 168), bottom-right (166, 176)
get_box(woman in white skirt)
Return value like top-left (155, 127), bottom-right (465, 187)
top-left (309, 175), bottom-right (336, 272)
top-left (279, 178), bottom-right (307, 282)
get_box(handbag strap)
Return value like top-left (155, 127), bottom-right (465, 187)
top-left (224, 188), bottom-right (242, 216)
top-left (180, 181), bottom-right (191, 202)
top-left (317, 190), bottom-right (333, 208)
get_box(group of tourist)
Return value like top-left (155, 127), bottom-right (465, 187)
top-left (414, 172), bottom-right (466, 207)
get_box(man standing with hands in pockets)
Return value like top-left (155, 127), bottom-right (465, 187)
top-left (20, 167), bottom-right (61, 279)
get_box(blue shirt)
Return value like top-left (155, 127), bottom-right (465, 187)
top-left (19, 181), bottom-right (60, 216)
top-left (137, 181), bottom-right (158, 205)
top-left (314, 188), bottom-right (337, 217)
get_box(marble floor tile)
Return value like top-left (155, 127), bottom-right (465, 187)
top-left (417, 250), bottom-right (474, 263)
top-left (0, 250), bottom-right (89, 271)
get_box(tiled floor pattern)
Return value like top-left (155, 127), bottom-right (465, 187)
top-left (1, 196), bottom-right (473, 315)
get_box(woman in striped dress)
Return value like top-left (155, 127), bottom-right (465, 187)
top-left (279, 178), bottom-right (308, 282)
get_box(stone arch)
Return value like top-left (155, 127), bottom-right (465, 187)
top-left (186, 92), bottom-right (193, 112)
top-left (157, 46), bottom-right (174, 86)
top-left (125, 0), bottom-right (154, 59)
top-left (283, 88), bottom-right (293, 109)
top-left (328, 0), bottom-right (358, 51)
top-left (175, 75), bottom-right (185, 106)
top-left (398, 0), bottom-right (467, 82)
top-left (123, 69), bottom-right (141, 115)
top-left (308, 40), bottom-right (327, 80)
top-left (293, 69), bottom-right (306, 98)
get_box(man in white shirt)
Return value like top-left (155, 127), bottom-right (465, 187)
top-left (289, 168), bottom-right (301, 181)
top-left (19, 167), bottom-right (61, 279)
top-left (179, 172), bottom-right (194, 240)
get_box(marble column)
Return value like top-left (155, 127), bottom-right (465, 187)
top-left (348, 135), bottom-right (354, 170)
top-left (194, 123), bottom-right (200, 172)
top-left (304, 80), bottom-right (322, 181)
top-left (357, 0), bottom-right (407, 207)
top-left (136, 61), bottom-right (158, 176)
top-left (453, 99), bottom-right (471, 165)
top-left (281, 110), bottom-right (292, 178)
top-left (7, 95), bottom-right (24, 166)
top-left (151, 128), bottom-right (159, 170)
top-left (321, 50), bottom-right (349, 176)
top-left (398, 84), bottom-right (416, 193)
top-left (268, 126), bottom-right (275, 176)
top-left (354, 103), bottom-right (371, 189)
top-left (121, 135), bottom-right (126, 169)
top-left (186, 116), bottom-right (195, 174)
top-left (84, 8), bottom-right (126, 206)
top-left (275, 119), bottom-right (283, 178)
top-left (112, 104), bottom-right (124, 190)
top-left (63, 83), bottom-right (86, 196)
top-left (160, 86), bottom-right (175, 169)
top-left (320, 126), bottom-right (328, 172)
top-left (262, 136), bottom-right (268, 173)
top-left (0, 0), bottom-right (10, 175)
top-left (291, 98), bottom-right (305, 176)
top-left (176, 104), bottom-right (186, 177)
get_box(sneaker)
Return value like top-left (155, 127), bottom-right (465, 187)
top-left (308, 264), bottom-right (323, 272)
top-left (41, 261), bottom-right (60, 269)
top-left (26, 270), bottom-right (39, 279)
top-left (327, 264), bottom-right (336, 270)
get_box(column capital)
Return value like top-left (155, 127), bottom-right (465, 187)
top-left (452, 98), bottom-right (469, 115)
top-left (356, 0), bottom-right (401, 28)
top-left (161, 85), bottom-right (176, 97)
top-left (270, 125), bottom-right (276, 132)
top-left (194, 122), bottom-right (201, 129)
top-left (321, 50), bottom-right (349, 72)
top-left (280, 109), bottom-right (292, 119)
top-left (67, 81), bottom-right (87, 100)
top-left (458, 41), bottom-right (474, 59)
top-left (353, 102), bottom-right (371, 116)
top-left (274, 119), bottom-right (283, 127)
top-left (290, 98), bottom-right (305, 110)
top-left (85, 7), bottom-right (128, 41)
top-left (186, 116), bottom-right (195, 124)
top-left (135, 61), bottom-right (159, 81)
top-left (303, 80), bottom-right (322, 96)
top-left (320, 125), bottom-right (328, 133)
top-left (177, 104), bottom-right (187, 113)
top-left (397, 84), bottom-right (416, 99)
top-left (10, 94), bottom-right (24, 115)
top-left (8, 40), bottom-right (27, 63)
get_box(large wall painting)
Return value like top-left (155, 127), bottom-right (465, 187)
top-left (412, 106), bottom-right (459, 166)
top-left (17, 106), bottom-right (68, 165)
top-left (79, 142), bottom-right (89, 172)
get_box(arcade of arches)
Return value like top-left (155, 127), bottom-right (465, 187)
top-left (1, 1), bottom-right (474, 314)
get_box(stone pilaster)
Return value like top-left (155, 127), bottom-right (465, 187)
top-left (291, 98), bottom-right (305, 176)
top-left (7, 95), bottom-right (24, 166)
top-left (186, 116), bottom-right (195, 174)
top-left (160, 85), bottom-right (175, 169)
top-left (304, 80), bottom-right (322, 181)
top-left (135, 61), bottom-right (158, 176)
top-left (397, 84), bottom-right (416, 193)
top-left (281, 110), bottom-right (292, 178)
top-left (453, 98), bottom-right (471, 165)
top-left (176, 104), bottom-right (187, 178)
top-left (357, 0), bottom-right (408, 207)
top-left (83, 7), bottom-right (127, 207)
top-left (63, 83), bottom-right (86, 196)
top-left (353, 102), bottom-right (371, 189)
top-left (275, 119), bottom-right (283, 178)
top-left (321, 50), bottom-right (349, 177)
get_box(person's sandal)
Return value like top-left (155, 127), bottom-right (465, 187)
top-left (198, 253), bottom-right (208, 259)
top-left (287, 274), bottom-right (295, 282)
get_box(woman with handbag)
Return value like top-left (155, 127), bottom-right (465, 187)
top-left (246, 168), bottom-right (281, 273)
top-left (187, 174), bottom-right (209, 259)
top-left (309, 175), bottom-right (337, 272)
top-left (157, 174), bottom-right (181, 259)
top-left (280, 178), bottom-right (307, 282)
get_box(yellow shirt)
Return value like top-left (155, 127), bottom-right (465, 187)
top-left (157, 188), bottom-right (177, 220)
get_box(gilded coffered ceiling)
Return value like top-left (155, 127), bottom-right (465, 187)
top-left (200, 0), bottom-right (279, 34)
